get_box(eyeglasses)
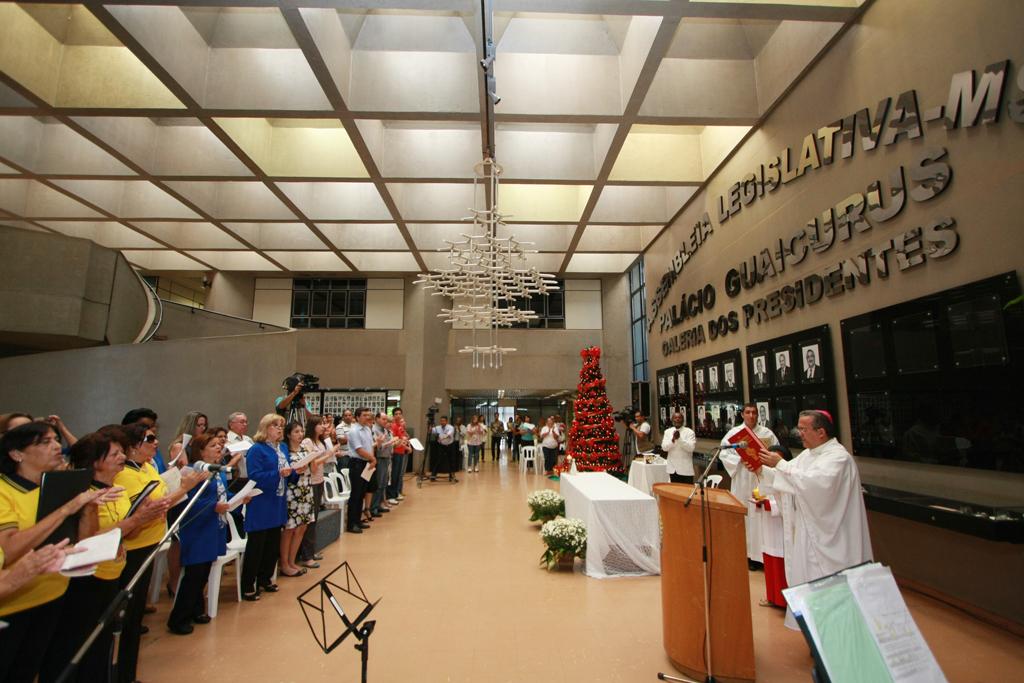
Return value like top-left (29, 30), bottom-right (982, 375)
top-left (144, 434), bottom-right (157, 443)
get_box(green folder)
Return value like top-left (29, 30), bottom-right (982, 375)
top-left (804, 582), bottom-right (892, 683)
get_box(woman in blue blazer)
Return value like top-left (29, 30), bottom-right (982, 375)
top-left (168, 432), bottom-right (237, 634)
top-left (240, 414), bottom-right (295, 600)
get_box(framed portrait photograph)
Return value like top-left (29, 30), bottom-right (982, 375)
top-left (800, 341), bottom-right (824, 383)
top-left (678, 406), bottom-right (688, 427)
top-left (709, 365), bottom-right (720, 392)
top-left (751, 353), bottom-right (770, 388)
top-left (667, 373), bottom-right (676, 396)
top-left (756, 401), bottom-right (770, 427)
top-left (774, 347), bottom-right (794, 386)
top-left (709, 402), bottom-right (722, 428)
top-left (660, 405), bottom-right (668, 426)
top-left (722, 361), bottom-right (737, 392)
top-left (725, 403), bottom-right (737, 428)
top-left (676, 368), bottom-right (687, 395)
top-left (696, 404), bottom-right (707, 426)
top-left (658, 375), bottom-right (666, 397)
top-left (695, 367), bottom-right (706, 394)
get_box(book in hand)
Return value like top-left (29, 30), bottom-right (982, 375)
top-left (727, 425), bottom-right (767, 473)
top-left (61, 528), bottom-right (122, 577)
top-left (126, 481), bottom-right (160, 518)
top-left (37, 469), bottom-right (93, 547)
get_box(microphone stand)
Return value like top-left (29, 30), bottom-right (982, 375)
top-left (669, 446), bottom-right (726, 683)
top-left (56, 473), bottom-right (217, 683)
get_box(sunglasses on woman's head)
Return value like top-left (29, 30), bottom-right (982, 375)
top-left (144, 434), bottom-right (157, 443)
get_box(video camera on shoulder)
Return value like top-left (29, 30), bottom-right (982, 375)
top-left (284, 372), bottom-right (320, 398)
top-left (612, 405), bottom-right (635, 425)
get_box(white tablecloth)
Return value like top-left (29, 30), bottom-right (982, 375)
top-left (627, 460), bottom-right (669, 496)
top-left (560, 472), bottom-right (660, 578)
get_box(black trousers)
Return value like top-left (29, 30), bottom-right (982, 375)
top-left (542, 446), bottom-right (559, 472)
top-left (168, 562), bottom-right (211, 628)
top-left (240, 526), bottom-right (281, 594)
top-left (669, 473), bottom-right (695, 484)
top-left (347, 458), bottom-right (368, 530)
top-left (491, 436), bottom-right (502, 459)
top-left (0, 594), bottom-right (66, 683)
top-left (299, 482), bottom-right (324, 560)
top-left (45, 575), bottom-right (120, 683)
top-left (117, 544), bottom-right (156, 683)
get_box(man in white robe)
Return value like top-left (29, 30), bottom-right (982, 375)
top-left (661, 412), bottom-right (697, 484)
top-left (720, 403), bottom-right (778, 566)
top-left (756, 409), bottom-right (873, 629)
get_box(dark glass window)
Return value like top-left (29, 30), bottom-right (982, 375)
top-left (503, 280), bottom-right (565, 329)
top-left (628, 258), bottom-right (649, 382)
top-left (291, 278), bottom-right (367, 328)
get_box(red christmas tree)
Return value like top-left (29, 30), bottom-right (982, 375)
top-left (562, 346), bottom-right (624, 475)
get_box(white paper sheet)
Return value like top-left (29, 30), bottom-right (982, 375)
top-left (160, 466), bottom-right (181, 493)
top-left (226, 480), bottom-right (259, 512)
top-left (324, 437), bottom-right (334, 451)
top-left (290, 450), bottom-right (320, 471)
top-left (845, 565), bottom-right (948, 683)
top-left (61, 528), bottom-right (122, 573)
top-left (225, 440), bottom-right (251, 455)
top-left (361, 466), bottom-right (376, 482)
top-left (409, 438), bottom-right (424, 451)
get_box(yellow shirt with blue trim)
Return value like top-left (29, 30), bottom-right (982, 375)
top-left (92, 482), bottom-right (129, 581)
top-left (0, 473), bottom-right (70, 617)
top-left (113, 460), bottom-right (168, 550)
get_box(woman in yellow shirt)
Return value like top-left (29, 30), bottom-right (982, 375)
top-left (0, 422), bottom-right (120, 683)
top-left (48, 431), bottom-right (171, 682)
top-left (111, 423), bottom-right (202, 683)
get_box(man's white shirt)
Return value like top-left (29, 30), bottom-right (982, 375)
top-left (661, 426), bottom-right (696, 476)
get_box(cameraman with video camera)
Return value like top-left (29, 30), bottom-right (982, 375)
top-left (276, 373), bottom-right (317, 425)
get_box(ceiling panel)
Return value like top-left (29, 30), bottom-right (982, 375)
top-left (2, 0), bottom-right (855, 273)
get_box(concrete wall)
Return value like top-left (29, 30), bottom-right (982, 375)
top-left (204, 272), bottom-right (255, 319)
top-left (0, 225), bottom-right (150, 352)
top-left (156, 300), bottom-right (286, 340)
top-left (645, 0), bottom-right (1024, 500)
top-left (0, 330), bottom-right (297, 437)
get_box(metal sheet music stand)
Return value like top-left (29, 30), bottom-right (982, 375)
top-left (297, 562), bottom-right (380, 682)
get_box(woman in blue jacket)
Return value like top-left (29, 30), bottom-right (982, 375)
top-left (240, 414), bottom-right (295, 600)
top-left (168, 432), bottom-right (239, 634)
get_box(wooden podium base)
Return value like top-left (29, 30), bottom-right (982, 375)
top-left (655, 483), bottom-right (756, 683)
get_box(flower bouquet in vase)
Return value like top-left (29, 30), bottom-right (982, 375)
top-left (527, 489), bottom-right (565, 523)
top-left (539, 517), bottom-right (586, 571)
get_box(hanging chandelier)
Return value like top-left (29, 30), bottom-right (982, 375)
top-left (415, 158), bottom-right (559, 369)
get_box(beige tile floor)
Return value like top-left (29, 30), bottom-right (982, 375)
top-left (137, 454), bottom-right (1024, 682)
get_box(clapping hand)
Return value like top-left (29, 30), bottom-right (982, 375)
top-left (280, 467), bottom-right (293, 477)
top-left (12, 540), bottom-right (77, 579)
top-left (180, 468), bottom-right (204, 491)
top-left (214, 502), bottom-right (230, 514)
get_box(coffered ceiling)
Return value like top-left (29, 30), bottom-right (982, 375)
top-left (0, 0), bottom-right (861, 276)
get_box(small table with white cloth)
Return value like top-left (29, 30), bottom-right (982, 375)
top-left (560, 472), bottom-right (661, 578)
top-left (627, 458), bottom-right (670, 496)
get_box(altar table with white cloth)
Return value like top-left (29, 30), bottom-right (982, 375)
top-left (560, 471), bottom-right (660, 578)
top-left (627, 459), bottom-right (670, 496)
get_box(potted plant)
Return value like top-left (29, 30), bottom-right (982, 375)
top-left (527, 489), bottom-right (565, 523)
top-left (539, 518), bottom-right (586, 571)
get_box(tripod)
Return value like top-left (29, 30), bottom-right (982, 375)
top-left (658, 446), bottom-right (726, 683)
top-left (56, 473), bottom-right (217, 683)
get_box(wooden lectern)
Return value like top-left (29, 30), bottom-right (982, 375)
top-left (654, 483), bottom-right (755, 683)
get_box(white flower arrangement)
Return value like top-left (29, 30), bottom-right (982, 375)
top-left (527, 489), bottom-right (565, 522)
top-left (539, 517), bottom-right (587, 570)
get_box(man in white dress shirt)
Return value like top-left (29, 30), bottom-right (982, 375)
top-left (661, 412), bottom-right (697, 484)
top-left (756, 410), bottom-right (873, 629)
top-left (720, 403), bottom-right (779, 568)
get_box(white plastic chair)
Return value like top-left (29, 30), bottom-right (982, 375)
top-left (206, 546), bottom-right (241, 618)
top-left (147, 539), bottom-right (172, 605)
top-left (520, 446), bottom-right (539, 474)
top-left (706, 474), bottom-right (723, 489)
top-left (226, 512), bottom-right (247, 555)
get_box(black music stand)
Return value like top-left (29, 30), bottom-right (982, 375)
top-left (297, 562), bottom-right (380, 683)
